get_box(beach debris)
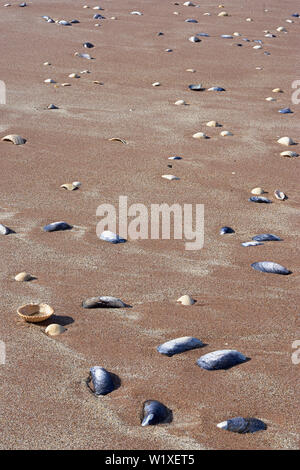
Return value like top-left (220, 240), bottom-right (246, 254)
top-left (265, 97), bottom-right (276, 101)
top-left (272, 88), bottom-right (283, 93)
top-left (43, 221), bottom-right (72, 232)
top-left (99, 230), bottom-right (126, 243)
top-left (58, 20), bottom-right (71, 26)
top-left (60, 183), bottom-right (79, 191)
top-left (278, 107), bottom-right (293, 114)
top-left (69, 73), bottom-right (80, 78)
top-left (130, 11), bottom-right (143, 15)
top-left (0, 223), bottom-right (13, 235)
top-left (189, 84), bottom-right (204, 91)
top-left (141, 400), bottom-right (172, 426)
top-left (220, 226), bottom-right (235, 235)
top-left (168, 156), bottom-right (182, 160)
top-left (74, 52), bottom-right (92, 59)
top-left (189, 36), bottom-right (201, 43)
top-left (249, 196), bottom-right (271, 203)
top-left (152, 82), bottom-right (160, 87)
top-left (206, 121), bottom-right (221, 127)
top-left (277, 136), bottom-right (295, 146)
top-left (208, 86), bottom-right (225, 91)
top-left (220, 130), bottom-right (233, 136)
top-left (251, 187), bottom-right (265, 195)
top-left (161, 174), bottom-right (180, 180)
top-left (217, 417), bottom-right (267, 433)
top-left (2, 134), bottom-right (26, 145)
top-left (108, 137), bottom-right (127, 144)
top-left (252, 234), bottom-right (281, 242)
top-left (174, 100), bottom-right (187, 105)
top-left (193, 132), bottom-right (208, 139)
top-left (157, 337), bottom-right (203, 357)
top-left (242, 241), bottom-right (264, 247)
top-left (82, 296), bottom-right (128, 309)
top-left (274, 190), bottom-right (287, 200)
top-left (44, 78), bottom-right (56, 84)
top-left (177, 294), bottom-right (195, 305)
top-left (45, 324), bottom-right (66, 336)
top-left (17, 303), bottom-right (54, 323)
top-left (86, 366), bottom-right (115, 396)
top-left (251, 261), bottom-right (291, 275)
top-left (197, 350), bottom-right (248, 370)
top-left (15, 272), bottom-right (35, 282)
top-left (280, 150), bottom-right (299, 157)
top-left (47, 104), bottom-right (59, 109)
top-left (218, 11), bottom-right (228, 17)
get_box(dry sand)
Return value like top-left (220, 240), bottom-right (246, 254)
top-left (0, 0), bottom-right (299, 450)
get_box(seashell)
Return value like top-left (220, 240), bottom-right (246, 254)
top-left (0, 223), bottom-right (12, 235)
top-left (45, 324), bottom-right (66, 336)
top-left (272, 88), bottom-right (283, 93)
top-left (241, 241), bottom-right (263, 247)
top-left (220, 226), bottom-right (234, 235)
top-left (203, 13), bottom-right (211, 16)
top-left (251, 187), bottom-right (265, 195)
top-left (291, 13), bottom-right (299, 17)
top-left (43, 62), bottom-right (51, 66)
top-left (251, 261), bottom-right (291, 275)
top-left (280, 150), bottom-right (299, 157)
top-left (208, 86), bottom-right (225, 91)
top-left (108, 137), bottom-right (127, 144)
top-left (274, 190), bottom-right (286, 200)
top-left (4, 4), bottom-right (11, 6)
top-left (17, 303), bottom-right (54, 323)
top-left (141, 400), bottom-right (172, 426)
top-left (161, 174), bottom-right (180, 180)
top-left (233, 32), bottom-right (241, 36)
top-left (265, 97), bottom-right (276, 101)
top-left (87, 366), bottom-right (115, 396)
top-left (265, 33), bottom-right (276, 37)
top-left (174, 100), bottom-right (187, 105)
top-left (83, 42), bottom-right (94, 49)
top-left (93, 6), bottom-right (103, 10)
top-left (206, 121), bottom-right (221, 127)
top-left (277, 136), bottom-right (295, 146)
top-left (249, 196), bottom-right (271, 203)
top-left (1, 134), bottom-right (26, 145)
top-left (72, 181), bottom-right (81, 188)
top-left (286, 19), bottom-right (293, 23)
top-left (277, 26), bottom-right (287, 32)
top-left (74, 52), bottom-right (92, 59)
top-left (197, 349), bottom-right (248, 370)
top-left (218, 11), bottom-right (228, 16)
top-left (193, 132), bottom-right (208, 139)
top-left (47, 104), bottom-right (58, 109)
top-left (15, 272), bottom-right (34, 282)
top-left (185, 18), bottom-right (198, 23)
top-left (217, 417), bottom-right (267, 433)
top-left (197, 32), bottom-right (210, 37)
top-left (168, 156), bottom-right (182, 160)
top-left (82, 296), bottom-right (128, 309)
top-left (189, 84), bottom-right (204, 91)
top-left (43, 221), bottom-right (72, 232)
top-left (99, 230), bottom-right (126, 243)
top-left (93, 13), bottom-right (105, 19)
top-left (60, 183), bottom-right (78, 191)
top-left (47, 18), bottom-right (55, 23)
top-left (278, 107), bottom-right (293, 114)
top-left (252, 234), bottom-right (281, 242)
top-left (220, 130), bottom-right (233, 136)
top-left (19, 2), bottom-right (26, 6)
top-left (253, 45), bottom-right (262, 49)
top-left (189, 36), bottom-right (201, 43)
top-left (246, 17), bottom-right (253, 21)
top-left (152, 82), bottom-right (160, 87)
top-left (70, 19), bottom-right (80, 24)
top-left (183, 1), bottom-right (195, 6)
top-left (44, 78), bottom-right (56, 84)
top-left (221, 35), bottom-right (233, 39)
top-left (58, 20), bottom-right (71, 26)
top-left (186, 69), bottom-right (196, 72)
top-left (130, 11), bottom-right (143, 15)
top-left (69, 73), bottom-right (80, 78)
top-left (177, 294), bottom-right (195, 305)
top-left (61, 83), bottom-right (71, 87)
top-left (165, 49), bottom-right (173, 52)
top-left (157, 336), bottom-right (203, 357)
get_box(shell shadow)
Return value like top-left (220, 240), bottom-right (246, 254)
top-left (42, 315), bottom-right (74, 327)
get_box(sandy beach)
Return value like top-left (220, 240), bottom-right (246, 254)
top-left (0, 0), bottom-right (299, 450)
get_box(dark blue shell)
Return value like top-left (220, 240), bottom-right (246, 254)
top-left (185, 19), bottom-right (198, 23)
top-left (88, 366), bottom-right (115, 396)
top-left (99, 231), bottom-right (126, 243)
top-left (43, 221), bottom-right (72, 232)
top-left (220, 226), bottom-right (235, 235)
top-left (189, 84), bottom-right (204, 91)
top-left (157, 336), bottom-right (203, 357)
top-left (70, 19), bottom-right (80, 24)
top-left (251, 261), bottom-right (291, 275)
top-left (252, 234), bottom-right (281, 242)
top-left (249, 196), bottom-right (271, 203)
top-left (219, 417), bottom-right (267, 433)
top-left (93, 14), bottom-right (105, 19)
top-left (197, 32), bottom-right (210, 37)
top-left (242, 38), bottom-right (250, 41)
top-left (141, 400), bottom-right (172, 426)
top-left (291, 13), bottom-right (299, 17)
top-left (278, 108), bottom-right (293, 114)
top-left (83, 42), bottom-right (94, 48)
top-left (168, 156), bottom-right (182, 160)
top-left (197, 349), bottom-right (248, 370)
top-left (209, 87), bottom-right (225, 91)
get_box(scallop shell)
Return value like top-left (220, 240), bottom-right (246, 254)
top-left (17, 303), bottom-right (54, 323)
top-left (157, 337), bottom-right (203, 356)
top-left (217, 417), bottom-right (267, 433)
top-left (274, 189), bottom-right (286, 200)
top-left (161, 174), bottom-right (180, 180)
top-left (277, 136), bottom-right (295, 146)
top-left (197, 349), bottom-right (248, 370)
top-left (45, 324), bottom-right (66, 336)
top-left (280, 150), bottom-right (299, 157)
top-left (251, 261), bottom-right (291, 275)
top-left (251, 187), bottom-right (265, 195)
top-left (177, 294), bottom-right (195, 305)
top-left (1, 134), bottom-right (26, 145)
top-left (108, 137), bottom-right (127, 144)
top-left (141, 400), bottom-right (172, 426)
top-left (193, 132), bottom-right (208, 139)
top-left (15, 272), bottom-right (34, 282)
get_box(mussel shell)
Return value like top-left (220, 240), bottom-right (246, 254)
top-left (252, 234), bottom-right (281, 242)
top-left (83, 42), bottom-right (94, 48)
top-left (217, 417), bottom-right (267, 433)
top-left (82, 296), bottom-right (128, 309)
top-left (43, 221), bottom-right (72, 232)
top-left (188, 84), bottom-right (205, 91)
top-left (220, 226), bottom-right (234, 235)
top-left (197, 349), bottom-right (248, 370)
top-left (157, 336), bottom-right (203, 356)
top-left (241, 241), bottom-right (263, 247)
top-left (278, 108), bottom-right (293, 114)
top-left (141, 400), bottom-right (172, 426)
top-left (0, 223), bottom-right (12, 235)
top-left (87, 366), bottom-right (115, 396)
top-left (251, 261), bottom-right (291, 275)
top-left (208, 87), bottom-right (225, 91)
top-left (249, 196), bottom-right (271, 203)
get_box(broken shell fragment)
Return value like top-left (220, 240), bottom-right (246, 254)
top-left (177, 294), bottom-right (195, 305)
top-left (60, 183), bottom-right (78, 191)
top-left (1, 134), bottom-right (26, 145)
top-left (82, 296), bottom-right (128, 309)
top-left (274, 190), bottom-right (286, 200)
top-left (45, 324), bottom-right (66, 336)
top-left (108, 138), bottom-right (127, 144)
top-left (161, 174), bottom-right (180, 180)
top-left (152, 82), bottom-right (160, 87)
top-left (15, 272), bottom-right (35, 282)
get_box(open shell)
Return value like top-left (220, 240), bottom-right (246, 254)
top-left (108, 137), bottom-right (127, 144)
top-left (2, 134), bottom-right (26, 145)
top-left (17, 303), bottom-right (54, 323)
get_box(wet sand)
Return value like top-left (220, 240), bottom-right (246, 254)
top-left (0, 0), bottom-right (299, 450)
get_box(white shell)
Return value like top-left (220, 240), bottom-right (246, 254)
top-left (2, 134), bottom-right (26, 145)
top-left (246, 17), bottom-right (253, 21)
top-left (218, 11), bottom-right (228, 16)
top-left (277, 26), bottom-right (287, 32)
top-left (277, 136), bottom-right (295, 146)
top-left (72, 181), bottom-right (82, 188)
top-left (152, 82), bottom-right (160, 87)
top-left (233, 32), bottom-right (241, 36)
top-left (193, 132), bottom-right (208, 139)
top-left (272, 88), bottom-right (283, 93)
top-left (45, 324), bottom-right (66, 336)
top-left (253, 45), bottom-right (262, 49)
top-left (251, 187), bottom-right (265, 195)
top-left (161, 175), bottom-right (180, 180)
top-left (280, 150), bottom-right (299, 158)
top-left (69, 73), bottom-right (80, 78)
top-left (177, 295), bottom-right (195, 305)
top-left (15, 272), bottom-right (34, 282)
top-left (220, 130), bottom-right (233, 136)
top-left (174, 100), bottom-right (187, 105)
top-left (206, 121), bottom-right (221, 127)
top-left (265, 97), bottom-right (276, 101)
top-left (274, 190), bottom-right (286, 200)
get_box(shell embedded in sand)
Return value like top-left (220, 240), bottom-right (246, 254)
top-left (272, 88), bottom-right (283, 93)
top-left (177, 294), bottom-right (195, 305)
top-left (174, 100), bottom-right (187, 105)
top-left (280, 150), bottom-right (298, 158)
top-left (45, 324), bottom-right (66, 336)
top-left (17, 303), bottom-right (54, 323)
top-left (108, 137), bottom-right (127, 144)
top-left (69, 73), bottom-right (80, 78)
top-left (161, 175), bottom-right (180, 180)
top-left (193, 132), bottom-right (208, 139)
top-left (206, 121), bottom-right (221, 127)
top-left (141, 400), bottom-right (172, 426)
top-left (15, 272), bottom-right (34, 282)
top-left (217, 417), bottom-right (267, 433)
top-left (277, 136), bottom-right (295, 146)
top-left (220, 130), bottom-right (233, 136)
top-left (1, 134), bottom-right (26, 145)
top-left (189, 36), bottom-right (201, 43)
top-left (251, 187), bottom-right (265, 195)
top-left (274, 189), bottom-right (287, 200)
top-left (60, 183), bottom-right (78, 191)
top-left (218, 11), bottom-right (228, 17)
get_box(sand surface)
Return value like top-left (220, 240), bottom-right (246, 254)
top-left (0, 0), bottom-right (299, 450)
